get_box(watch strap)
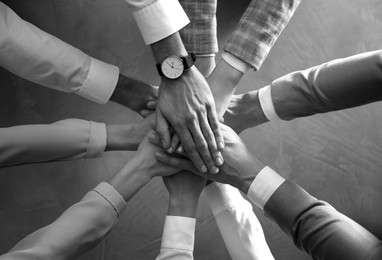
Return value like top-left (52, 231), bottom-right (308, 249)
top-left (181, 53), bottom-right (196, 71)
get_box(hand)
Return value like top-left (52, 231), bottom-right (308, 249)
top-left (161, 55), bottom-right (217, 159)
top-left (223, 91), bottom-right (269, 134)
top-left (156, 66), bottom-right (224, 174)
top-left (109, 131), bottom-right (182, 202)
top-left (110, 74), bottom-right (158, 117)
top-left (155, 124), bottom-right (265, 194)
top-left (163, 171), bottom-right (206, 217)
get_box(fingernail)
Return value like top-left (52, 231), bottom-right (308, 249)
top-left (148, 132), bottom-right (156, 140)
top-left (201, 165), bottom-right (207, 173)
top-left (155, 152), bottom-right (162, 158)
top-left (162, 141), bottom-right (167, 149)
top-left (167, 147), bottom-right (173, 153)
top-left (215, 157), bottom-right (224, 166)
top-left (177, 147), bottom-right (183, 153)
top-left (211, 166), bottom-right (219, 174)
top-left (218, 141), bottom-right (225, 149)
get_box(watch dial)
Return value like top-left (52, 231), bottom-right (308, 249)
top-left (161, 56), bottom-right (184, 79)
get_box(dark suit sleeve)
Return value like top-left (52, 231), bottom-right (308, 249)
top-left (271, 50), bottom-right (382, 120)
top-left (263, 180), bottom-right (382, 260)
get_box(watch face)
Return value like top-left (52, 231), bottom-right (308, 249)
top-left (161, 56), bottom-right (184, 79)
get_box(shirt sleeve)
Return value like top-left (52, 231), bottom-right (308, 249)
top-left (0, 3), bottom-right (119, 104)
top-left (223, 0), bottom-right (301, 70)
top-left (0, 119), bottom-right (107, 167)
top-left (269, 49), bottom-right (382, 121)
top-left (246, 168), bottom-right (382, 260)
top-left (155, 216), bottom-right (195, 260)
top-left (262, 181), bottom-right (382, 260)
top-left (204, 183), bottom-right (274, 260)
top-left (125, 0), bottom-right (190, 45)
top-left (0, 182), bottom-right (126, 260)
top-left (178, 0), bottom-right (218, 55)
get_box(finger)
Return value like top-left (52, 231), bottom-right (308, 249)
top-left (150, 117), bottom-right (156, 129)
top-left (188, 119), bottom-right (218, 174)
top-left (208, 105), bottom-right (225, 150)
top-left (140, 109), bottom-right (153, 118)
top-left (148, 130), bottom-right (162, 146)
top-left (147, 100), bottom-right (157, 110)
top-left (174, 125), bottom-right (207, 173)
top-left (168, 133), bottom-right (180, 154)
top-left (176, 145), bottom-right (185, 155)
top-left (155, 109), bottom-right (171, 149)
top-left (155, 152), bottom-right (199, 174)
top-left (200, 113), bottom-right (224, 167)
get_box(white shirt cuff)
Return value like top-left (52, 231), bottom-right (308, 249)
top-left (247, 166), bottom-right (285, 210)
top-left (133, 0), bottom-right (190, 45)
top-left (222, 52), bottom-right (251, 74)
top-left (91, 182), bottom-right (127, 217)
top-left (204, 183), bottom-right (252, 216)
top-left (78, 57), bottom-right (119, 104)
top-left (84, 121), bottom-right (107, 159)
top-left (258, 85), bottom-right (280, 121)
top-left (161, 216), bottom-right (195, 251)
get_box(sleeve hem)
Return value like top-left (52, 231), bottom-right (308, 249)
top-left (78, 57), bottom-right (119, 104)
top-left (92, 182), bottom-right (126, 217)
top-left (247, 166), bottom-right (285, 210)
top-left (133, 0), bottom-right (190, 44)
top-left (161, 216), bottom-right (195, 251)
top-left (84, 121), bottom-right (107, 158)
top-left (222, 52), bottom-right (251, 74)
top-left (258, 85), bottom-right (280, 121)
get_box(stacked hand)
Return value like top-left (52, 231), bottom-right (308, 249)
top-left (155, 66), bottom-right (224, 174)
top-left (155, 124), bottom-right (265, 194)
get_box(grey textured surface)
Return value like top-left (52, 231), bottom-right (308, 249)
top-left (0, 0), bottom-right (381, 259)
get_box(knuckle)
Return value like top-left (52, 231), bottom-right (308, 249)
top-left (185, 114), bottom-right (197, 123)
top-left (197, 141), bottom-right (209, 153)
top-left (185, 142), bottom-right (196, 152)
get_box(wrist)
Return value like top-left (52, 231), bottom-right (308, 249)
top-left (106, 124), bottom-right (144, 151)
top-left (110, 74), bottom-right (126, 104)
top-left (209, 59), bottom-right (244, 117)
top-left (109, 162), bottom-right (151, 202)
top-left (151, 32), bottom-right (188, 64)
top-left (242, 91), bottom-right (269, 127)
top-left (168, 196), bottom-right (199, 218)
top-left (236, 158), bottom-right (265, 194)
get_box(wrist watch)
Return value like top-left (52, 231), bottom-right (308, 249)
top-left (156, 53), bottom-right (196, 79)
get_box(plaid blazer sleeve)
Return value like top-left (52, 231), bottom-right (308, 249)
top-left (224, 0), bottom-right (301, 70)
top-left (179, 0), bottom-right (218, 55)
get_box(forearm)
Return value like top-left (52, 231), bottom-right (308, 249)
top-left (2, 183), bottom-right (125, 260)
top-left (178, 0), bottom-right (218, 55)
top-left (0, 119), bottom-right (106, 167)
top-left (224, 0), bottom-right (301, 70)
top-left (244, 166), bottom-right (382, 260)
top-left (205, 183), bottom-right (274, 260)
top-left (105, 121), bottom-right (149, 152)
top-left (209, 59), bottom-right (244, 117)
top-left (270, 50), bottom-right (382, 121)
top-left (263, 180), bottom-right (382, 260)
top-left (0, 3), bottom-right (118, 104)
